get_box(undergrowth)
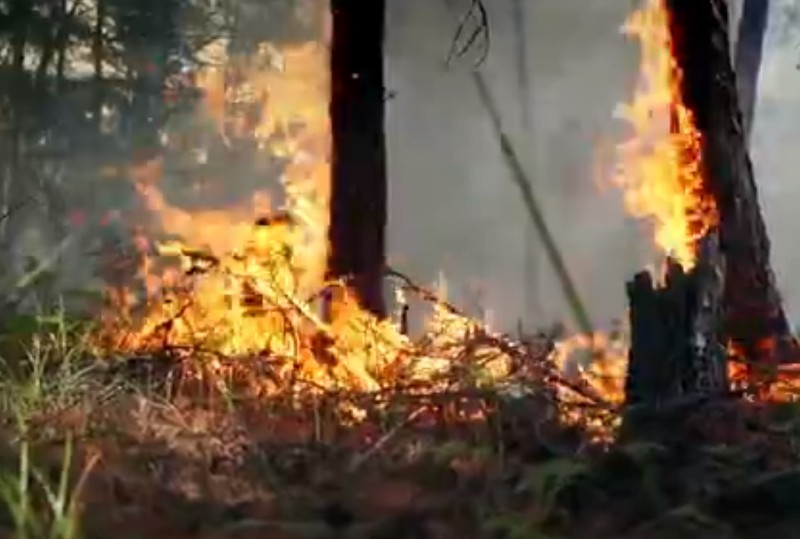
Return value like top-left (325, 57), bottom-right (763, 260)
top-left (0, 305), bottom-right (798, 539)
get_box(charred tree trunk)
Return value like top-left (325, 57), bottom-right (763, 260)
top-left (666, 0), bottom-right (795, 365)
top-left (734, 0), bottom-right (769, 142)
top-left (55, 0), bottom-right (68, 91)
top-left (327, 0), bottom-right (388, 318)
top-left (625, 236), bottom-right (728, 407)
top-left (623, 235), bottom-right (729, 439)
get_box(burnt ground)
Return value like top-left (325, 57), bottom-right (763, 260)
top-left (1, 322), bottom-right (800, 539)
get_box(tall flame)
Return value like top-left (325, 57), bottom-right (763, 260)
top-left (612, 0), bottom-right (718, 269)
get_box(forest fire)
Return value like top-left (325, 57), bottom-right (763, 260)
top-left (91, 0), bottom-right (736, 439)
top-left (93, 38), bottom-right (519, 399)
top-left (6, 0), bottom-right (800, 536)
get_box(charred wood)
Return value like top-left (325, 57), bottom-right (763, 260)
top-left (327, 0), bottom-right (388, 318)
top-left (625, 234), bottom-right (728, 412)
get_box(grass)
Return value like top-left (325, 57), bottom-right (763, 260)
top-left (0, 305), bottom-right (797, 538)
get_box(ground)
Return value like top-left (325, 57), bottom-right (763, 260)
top-left (0, 312), bottom-right (800, 539)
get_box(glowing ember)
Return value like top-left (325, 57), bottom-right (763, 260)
top-left (612, 0), bottom-right (718, 269)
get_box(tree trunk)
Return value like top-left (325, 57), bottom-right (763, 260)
top-left (93, 0), bottom-right (106, 131)
top-left (327, 0), bottom-right (388, 318)
top-left (734, 0), bottom-right (769, 142)
top-left (665, 0), bottom-right (795, 365)
top-left (3, 0), bottom-right (31, 241)
top-left (56, 0), bottom-right (68, 91)
top-left (623, 235), bottom-right (729, 441)
top-left (625, 235), bottom-right (728, 410)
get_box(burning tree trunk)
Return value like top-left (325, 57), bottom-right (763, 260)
top-left (624, 0), bottom-right (792, 418)
top-left (327, 0), bottom-right (388, 318)
top-left (666, 0), bottom-right (795, 365)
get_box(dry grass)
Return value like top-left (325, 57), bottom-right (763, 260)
top-left (0, 303), bottom-right (799, 539)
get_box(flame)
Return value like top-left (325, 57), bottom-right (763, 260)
top-left (94, 29), bottom-right (513, 396)
top-left (546, 0), bottom-right (727, 423)
top-left (92, 0), bottom-right (735, 444)
top-left (727, 339), bottom-right (800, 402)
top-left (612, 0), bottom-right (718, 269)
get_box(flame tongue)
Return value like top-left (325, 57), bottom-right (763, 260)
top-left (613, 0), bottom-right (718, 269)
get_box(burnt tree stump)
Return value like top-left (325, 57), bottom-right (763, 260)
top-left (625, 235), bottom-right (728, 409)
top-left (623, 235), bottom-right (729, 439)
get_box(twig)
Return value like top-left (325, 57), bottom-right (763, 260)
top-left (445, 0), bottom-right (490, 67)
top-left (347, 406), bottom-right (428, 473)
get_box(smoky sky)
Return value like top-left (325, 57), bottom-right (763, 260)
top-left (385, 0), bottom-right (800, 333)
top-left (386, 0), bottom-right (647, 333)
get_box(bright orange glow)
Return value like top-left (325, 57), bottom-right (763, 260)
top-left (612, 0), bottom-right (718, 269)
top-left (93, 32), bottom-right (515, 396)
top-left (92, 1), bottom-right (738, 443)
top-left (727, 340), bottom-right (800, 402)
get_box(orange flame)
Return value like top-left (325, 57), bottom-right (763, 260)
top-left (94, 30), bottom-right (515, 396)
top-left (91, 0), bottom-right (732, 443)
top-left (612, 0), bottom-right (718, 269)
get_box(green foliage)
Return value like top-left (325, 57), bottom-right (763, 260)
top-left (0, 432), bottom-right (97, 539)
top-left (617, 441), bottom-right (668, 463)
top-left (518, 457), bottom-right (588, 521)
top-left (0, 304), bottom-right (115, 424)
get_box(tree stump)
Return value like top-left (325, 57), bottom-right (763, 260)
top-left (625, 234), bottom-right (728, 409)
top-left (623, 235), bottom-right (729, 440)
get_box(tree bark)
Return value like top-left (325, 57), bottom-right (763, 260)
top-left (665, 0), bottom-right (795, 365)
top-left (327, 0), bottom-right (388, 317)
top-left (93, 0), bottom-right (106, 127)
top-left (734, 0), bottom-right (769, 142)
top-left (625, 235), bottom-right (728, 409)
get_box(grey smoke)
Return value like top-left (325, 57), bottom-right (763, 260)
top-left (386, 0), bottom-right (800, 333)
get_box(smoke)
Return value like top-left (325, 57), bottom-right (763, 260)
top-left (750, 0), bottom-right (800, 326)
top-left (6, 0), bottom-right (799, 335)
top-left (385, 0), bottom-right (800, 333)
top-left (385, 0), bottom-right (648, 333)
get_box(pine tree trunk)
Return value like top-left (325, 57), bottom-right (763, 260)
top-left (327, 0), bottom-right (388, 317)
top-left (666, 0), bottom-right (795, 365)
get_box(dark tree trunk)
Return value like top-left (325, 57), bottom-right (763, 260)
top-left (4, 0), bottom-right (32, 239)
top-left (93, 0), bottom-right (107, 130)
top-left (625, 236), bottom-right (728, 410)
top-left (735, 0), bottom-right (770, 142)
top-left (623, 235), bottom-right (729, 441)
top-left (327, 0), bottom-right (388, 317)
top-left (55, 0), bottom-right (68, 91)
top-left (665, 0), bottom-right (795, 365)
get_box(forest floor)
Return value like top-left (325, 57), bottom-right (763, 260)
top-left (0, 312), bottom-right (799, 539)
